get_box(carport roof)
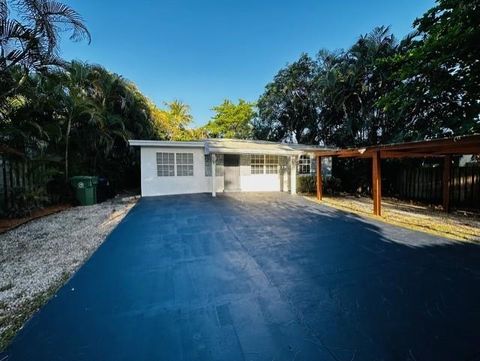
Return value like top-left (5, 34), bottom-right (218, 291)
top-left (313, 134), bottom-right (480, 158)
top-left (129, 139), bottom-right (331, 155)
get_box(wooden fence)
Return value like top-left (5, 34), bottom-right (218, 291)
top-left (0, 156), bottom-right (50, 214)
top-left (397, 166), bottom-right (480, 210)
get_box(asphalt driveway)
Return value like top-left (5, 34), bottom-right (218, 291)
top-left (3, 193), bottom-right (480, 361)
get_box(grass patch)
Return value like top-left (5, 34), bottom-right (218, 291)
top-left (0, 272), bottom-right (70, 351)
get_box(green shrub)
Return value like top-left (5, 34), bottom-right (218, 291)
top-left (296, 175), bottom-right (316, 194)
top-left (296, 175), bottom-right (344, 195)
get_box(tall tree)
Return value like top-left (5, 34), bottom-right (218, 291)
top-left (1, 61), bottom-right (162, 191)
top-left (254, 28), bottom-right (399, 147)
top-left (58, 62), bottom-right (96, 180)
top-left (0, 0), bottom-right (90, 73)
top-left (152, 100), bottom-right (203, 141)
top-left (204, 99), bottom-right (255, 139)
top-left (379, 0), bottom-right (480, 139)
top-left (317, 26), bottom-right (399, 147)
top-left (0, 0), bottom-right (91, 126)
top-left (254, 54), bottom-right (319, 143)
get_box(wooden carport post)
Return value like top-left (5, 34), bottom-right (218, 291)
top-left (316, 156), bottom-right (323, 200)
top-left (442, 155), bottom-right (451, 212)
top-left (372, 151), bottom-right (382, 216)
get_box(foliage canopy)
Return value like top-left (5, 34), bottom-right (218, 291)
top-left (204, 99), bottom-right (255, 139)
top-left (254, 0), bottom-right (480, 147)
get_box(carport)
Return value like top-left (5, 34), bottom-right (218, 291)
top-left (314, 134), bottom-right (480, 215)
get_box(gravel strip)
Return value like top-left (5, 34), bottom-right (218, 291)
top-left (0, 196), bottom-right (137, 343)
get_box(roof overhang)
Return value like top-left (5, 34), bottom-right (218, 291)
top-left (128, 140), bottom-right (205, 148)
top-left (205, 139), bottom-right (304, 155)
top-left (313, 134), bottom-right (480, 159)
top-left (129, 139), bottom-right (333, 156)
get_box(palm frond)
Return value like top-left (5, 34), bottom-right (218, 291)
top-left (0, 18), bottom-right (31, 41)
top-left (41, 1), bottom-right (90, 42)
top-left (14, 0), bottom-right (90, 57)
top-left (0, 0), bottom-right (7, 20)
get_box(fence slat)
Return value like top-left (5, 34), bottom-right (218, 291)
top-left (395, 166), bottom-right (479, 210)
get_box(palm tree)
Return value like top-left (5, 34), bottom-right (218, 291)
top-left (167, 100), bottom-right (193, 128)
top-left (315, 27), bottom-right (399, 146)
top-left (153, 100), bottom-right (194, 140)
top-left (0, 0), bottom-right (90, 73)
top-left (49, 61), bottom-right (96, 181)
top-left (86, 66), bottom-right (130, 171)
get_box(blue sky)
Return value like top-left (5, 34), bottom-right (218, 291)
top-left (61, 0), bottom-right (435, 126)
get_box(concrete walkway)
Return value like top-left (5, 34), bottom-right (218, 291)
top-left (3, 193), bottom-right (480, 361)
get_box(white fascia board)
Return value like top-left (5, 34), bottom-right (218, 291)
top-left (205, 146), bottom-right (303, 156)
top-left (128, 140), bottom-right (205, 148)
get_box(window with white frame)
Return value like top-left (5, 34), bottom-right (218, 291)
top-left (298, 155), bottom-right (311, 174)
top-left (204, 154), bottom-right (224, 176)
top-left (265, 155), bottom-right (279, 174)
top-left (157, 152), bottom-right (175, 176)
top-left (176, 153), bottom-right (194, 176)
top-left (251, 154), bottom-right (264, 174)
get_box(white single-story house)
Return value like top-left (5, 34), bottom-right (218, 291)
top-left (128, 139), bottom-right (331, 197)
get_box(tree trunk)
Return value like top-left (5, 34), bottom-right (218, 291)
top-left (65, 115), bottom-right (72, 182)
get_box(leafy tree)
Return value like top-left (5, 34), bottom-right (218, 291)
top-left (379, 0), bottom-right (480, 139)
top-left (254, 54), bottom-right (319, 143)
top-left (0, 61), bottom-right (162, 192)
top-left (255, 29), bottom-right (399, 147)
top-left (152, 100), bottom-right (189, 140)
top-left (317, 26), bottom-right (400, 147)
top-left (204, 99), bottom-right (255, 139)
top-left (0, 0), bottom-right (91, 142)
top-left (0, 0), bottom-right (206, 203)
top-left (61, 63), bottom-right (158, 186)
top-left (152, 100), bottom-right (204, 141)
top-left (55, 62), bottom-right (97, 180)
top-left (255, 0), bottom-right (480, 147)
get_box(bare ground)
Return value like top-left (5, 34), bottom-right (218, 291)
top-left (306, 195), bottom-right (480, 242)
top-left (0, 196), bottom-right (138, 350)
top-left (0, 204), bottom-right (72, 235)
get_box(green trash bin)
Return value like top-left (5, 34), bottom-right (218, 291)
top-left (70, 176), bottom-right (98, 206)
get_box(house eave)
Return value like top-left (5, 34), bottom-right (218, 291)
top-left (128, 139), bottom-right (334, 156)
top-left (205, 146), bottom-right (304, 156)
top-left (128, 140), bottom-right (205, 148)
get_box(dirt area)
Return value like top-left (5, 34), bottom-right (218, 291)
top-left (306, 195), bottom-right (480, 242)
top-left (0, 196), bottom-right (138, 350)
top-left (0, 204), bottom-right (72, 235)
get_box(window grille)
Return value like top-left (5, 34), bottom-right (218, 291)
top-left (251, 154), bottom-right (264, 174)
top-left (176, 153), bottom-right (194, 176)
top-left (156, 152), bottom-right (175, 176)
top-left (298, 155), bottom-right (311, 174)
top-left (265, 155), bottom-right (279, 174)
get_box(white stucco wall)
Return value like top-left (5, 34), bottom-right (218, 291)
top-left (140, 146), bottom-right (223, 197)
top-left (139, 148), bottom-right (297, 196)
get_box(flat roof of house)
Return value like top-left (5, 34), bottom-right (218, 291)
top-left (129, 139), bottom-right (331, 155)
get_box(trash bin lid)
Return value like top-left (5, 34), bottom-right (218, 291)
top-left (70, 176), bottom-right (99, 187)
